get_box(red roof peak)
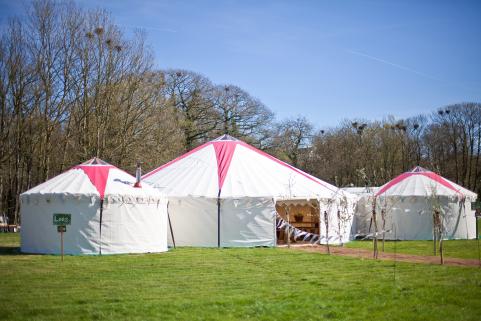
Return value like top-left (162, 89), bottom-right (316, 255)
top-left (74, 159), bottom-right (115, 199)
top-left (212, 141), bottom-right (237, 190)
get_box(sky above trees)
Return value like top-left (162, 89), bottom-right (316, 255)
top-left (1, 0), bottom-right (480, 127)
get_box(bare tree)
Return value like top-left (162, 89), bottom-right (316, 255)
top-left (272, 116), bottom-right (313, 168)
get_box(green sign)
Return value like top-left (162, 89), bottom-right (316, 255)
top-left (53, 213), bottom-right (71, 226)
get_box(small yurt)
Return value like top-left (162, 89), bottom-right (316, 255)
top-left (143, 135), bottom-right (357, 247)
top-left (21, 158), bottom-right (168, 255)
top-left (375, 166), bottom-right (477, 240)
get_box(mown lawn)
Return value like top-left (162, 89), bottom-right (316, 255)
top-left (1, 234), bottom-right (481, 321)
top-left (345, 239), bottom-right (481, 260)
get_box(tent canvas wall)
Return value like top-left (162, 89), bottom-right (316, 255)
top-left (21, 158), bottom-right (168, 255)
top-left (143, 135), bottom-right (356, 247)
top-left (375, 166), bottom-right (477, 240)
top-left (342, 187), bottom-right (378, 238)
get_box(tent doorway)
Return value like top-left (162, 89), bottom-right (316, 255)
top-left (275, 200), bottom-right (320, 245)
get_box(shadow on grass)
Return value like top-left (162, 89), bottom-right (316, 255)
top-left (0, 246), bottom-right (21, 255)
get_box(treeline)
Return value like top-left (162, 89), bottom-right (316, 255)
top-left (0, 1), bottom-right (480, 225)
top-left (303, 104), bottom-right (481, 192)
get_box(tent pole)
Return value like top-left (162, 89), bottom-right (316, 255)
top-left (272, 198), bottom-right (277, 247)
top-left (167, 201), bottom-right (176, 248)
top-left (217, 190), bottom-right (221, 248)
top-left (99, 199), bottom-right (104, 255)
top-left (318, 202), bottom-right (322, 246)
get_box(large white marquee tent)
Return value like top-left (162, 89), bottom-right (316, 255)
top-left (143, 135), bottom-right (356, 247)
top-left (21, 158), bottom-right (168, 255)
top-left (375, 166), bottom-right (477, 240)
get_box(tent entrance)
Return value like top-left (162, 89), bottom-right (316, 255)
top-left (275, 200), bottom-right (320, 245)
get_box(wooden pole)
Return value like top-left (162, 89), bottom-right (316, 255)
top-left (381, 209), bottom-right (386, 252)
top-left (319, 203), bottom-right (321, 247)
top-left (439, 215), bottom-right (444, 265)
top-left (167, 211), bottom-right (176, 249)
top-left (433, 210), bottom-right (437, 256)
top-left (372, 198), bottom-right (378, 259)
top-left (324, 210), bottom-right (330, 255)
top-left (439, 237), bottom-right (444, 265)
top-left (337, 210), bottom-right (342, 246)
top-left (286, 205), bottom-right (291, 249)
top-left (217, 190), bottom-right (221, 248)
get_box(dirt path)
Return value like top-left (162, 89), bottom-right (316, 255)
top-left (281, 244), bottom-right (481, 267)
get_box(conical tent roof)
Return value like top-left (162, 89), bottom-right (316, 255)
top-left (375, 166), bottom-right (477, 200)
top-left (143, 135), bottom-right (349, 200)
top-left (22, 157), bottom-right (162, 200)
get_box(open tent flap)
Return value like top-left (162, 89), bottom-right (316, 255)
top-left (275, 198), bottom-right (356, 245)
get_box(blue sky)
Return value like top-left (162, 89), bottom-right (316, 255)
top-left (1, 0), bottom-right (480, 128)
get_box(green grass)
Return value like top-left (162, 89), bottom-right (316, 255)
top-left (345, 239), bottom-right (481, 260)
top-left (346, 219), bottom-right (481, 260)
top-left (1, 234), bottom-right (481, 321)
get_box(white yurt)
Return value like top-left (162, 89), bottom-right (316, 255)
top-left (143, 135), bottom-right (356, 247)
top-left (375, 166), bottom-right (477, 240)
top-left (20, 158), bottom-right (168, 255)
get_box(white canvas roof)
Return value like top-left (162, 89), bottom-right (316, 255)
top-left (143, 135), bottom-right (352, 201)
top-left (23, 158), bottom-right (162, 200)
top-left (376, 166), bottom-right (477, 201)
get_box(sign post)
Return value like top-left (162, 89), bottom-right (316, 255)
top-left (53, 214), bottom-right (71, 261)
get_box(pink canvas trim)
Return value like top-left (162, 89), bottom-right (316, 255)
top-left (376, 171), bottom-right (461, 196)
top-left (212, 141), bottom-right (237, 190)
top-left (142, 137), bottom-right (339, 195)
top-left (418, 172), bottom-right (461, 194)
top-left (376, 173), bottom-right (412, 196)
top-left (74, 165), bottom-right (115, 200)
top-left (238, 141), bottom-right (338, 193)
top-left (142, 142), bottom-right (212, 179)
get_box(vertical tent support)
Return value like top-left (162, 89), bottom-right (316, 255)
top-left (167, 201), bottom-right (176, 248)
top-left (99, 199), bottom-right (104, 255)
top-left (318, 203), bottom-right (322, 245)
top-left (217, 189), bottom-right (221, 248)
top-left (272, 198), bottom-right (277, 247)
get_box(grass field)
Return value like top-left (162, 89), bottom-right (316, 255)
top-left (345, 239), bottom-right (481, 259)
top-left (1, 234), bottom-right (481, 321)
